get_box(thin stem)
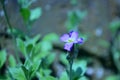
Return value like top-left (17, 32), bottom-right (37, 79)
top-left (69, 58), bottom-right (73, 80)
top-left (1, 1), bottom-right (21, 63)
top-left (1, 1), bottom-right (13, 33)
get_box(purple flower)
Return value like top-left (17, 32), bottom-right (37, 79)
top-left (60, 31), bottom-right (84, 51)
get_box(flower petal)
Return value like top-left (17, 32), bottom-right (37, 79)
top-left (64, 42), bottom-right (73, 51)
top-left (70, 31), bottom-right (78, 41)
top-left (60, 34), bottom-right (69, 42)
top-left (77, 38), bottom-right (84, 44)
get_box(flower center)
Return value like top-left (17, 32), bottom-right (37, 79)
top-left (68, 39), bottom-right (73, 42)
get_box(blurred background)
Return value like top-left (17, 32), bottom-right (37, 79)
top-left (0, 0), bottom-right (120, 80)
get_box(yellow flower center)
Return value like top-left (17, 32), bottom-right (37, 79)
top-left (68, 39), bottom-right (73, 42)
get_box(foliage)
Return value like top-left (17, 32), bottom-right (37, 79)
top-left (0, 0), bottom-right (88, 80)
top-left (65, 10), bottom-right (87, 31)
top-left (0, 50), bottom-right (7, 68)
top-left (18, 0), bottom-right (42, 28)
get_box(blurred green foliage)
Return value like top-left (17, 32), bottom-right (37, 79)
top-left (0, 50), bottom-right (7, 68)
top-left (18, 0), bottom-right (42, 28)
top-left (0, 0), bottom-right (88, 80)
top-left (65, 10), bottom-right (87, 31)
top-left (110, 19), bottom-right (120, 33)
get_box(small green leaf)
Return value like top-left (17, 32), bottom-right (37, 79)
top-left (30, 7), bottom-right (42, 21)
top-left (65, 10), bottom-right (87, 30)
top-left (60, 71), bottom-right (69, 80)
top-left (45, 76), bottom-right (58, 80)
top-left (72, 60), bottom-right (87, 76)
top-left (46, 53), bottom-right (56, 66)
top-left (21, 66), bottom-right (29, 80)
top-left (105, 75), bottom-right (120, 80)
top-left (41, 41), bottom-right (52, 52)
top-left (78, 76), bottom-right (89, 80)
top-left (33, 42), bottom-right (41, 54)
top-left (43, 33), bottom-right (59, 42)
top-left (0, 50), bottom-right (7, 68)
top-left (110, 19), bottom-right (120, 32)
top-left (8, 55), bottom-right (16, 67)
top-left (70, 0), bottom-right (77, 5)
top-left (26, 43), bottom-right (33, 54)
top-left (59, 53), bottom-right (69, 66)
top-left (20, 8), bottom-right (30, 22)
top-left (30, 60), bottom-right (41, 77)
top-left (9, 67), bottom-right (27, 80)
top-left (16, 38), bottom-right (27, 56)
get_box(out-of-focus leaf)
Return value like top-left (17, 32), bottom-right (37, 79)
top-left (9, 67), bottom-right (27, 80)
top-left (60, 71), bottom-right (69, 80)
top-left (26, 43), bottom-right (33, 54)
top-left (25, 34), bottom-right (41, 46)
top-left (33, 42), bottom-right (41, 54)
top-left (25, 34), bottom-right (41, 54)
top-left (44, 76), bottom-right (58, 80)
top-left (29, 60), bottom-right (41, 77)
top-left (66, 10), bottom-right (87, 30)
top-left (59, 53), bottom-right (69, 66)
top-left (30, 7), bottom-right (42, 21)
top-left (20, 8), bottom-right (30, 22)
top-left (24, 59), bottom-right (32, 70)
top-left (110, 19), bottom-right (120, 32)
top-left (8, 55), bottom-right (16, 67)
top-left (43, 33), bottom-right (59, 42)
top-left (98, 39), bottom-right (110, 48)
top-left (70, 0), bottom-right (77, 5)
top-left (72, 60), bottom-right (87, 76)
top-left (105, 75), bottom-right (120, 80)
top-left (40, 69), bottom-right (52, 76)
top-left (7, 28), bottom-right (27, 39)
top-left (18, 0), bottom-right (37, 8)
top-left (0, 50), bottom-right (7, 68)
top-left (78, 76), bottom-right (89, 80)
top-left (16, 38), bottom-right (26, 56)
top-left (21, 66), bottom-right (29, 80)
top-left (41, 41), bottom-right (52, 52)
top-left (45, 53), bottom-right (56, 66)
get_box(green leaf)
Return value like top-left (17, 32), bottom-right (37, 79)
top-left (60, 71), bottom-right (69, 80)
top-left (16, 38), bottom-right (27, 56)
top-left (29, 60), bottom-right (41, 77)
top-left (110, 19), bottom-right (120, 32)
top-left (70, 0), bottom-right (77, 5)
top-left (26, 43), bottom-right (33, 54)
top-left (43, 33), bottom-right (59, 42)
top-left (21, 66), bottom-right (29, 80)
top-left (24, 58), bottom-right (32, 70)
top-left (8, 55), bottom-right (16, 67)
top-left (44, 76), bottom-right (58, 80)
top-left (59, 53), bottom-right (69, 66)
top-left (20, 8), bottom-right (30, 22)
top-left (25, 34), bottom-right (41, 46)
top-left (65, 10), bottom-right (87, 30)
top-left (0, 50), bottom-right (7, 68)
top-left (78, 76), bottom-right (89, 80)
top-left (39, 68), bottom-right (52, 77)
top-left (9, 67), bottom-right (27, 80)
top-left (33, 42), bottom-right (41, 54)
top-left (30, 7), bottom-right (42, 21)
top-left (105, 75), bottom-right (120, 80)
top-left (45, 53), bottom-right (56, 66)
top-left (40, 41), bottom-right (52, 52)
top-left (72, 60), bottom-right (87, 76)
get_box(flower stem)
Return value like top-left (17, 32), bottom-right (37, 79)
top-left (1, 1), bottom-right (21, 63)
top-left (0, 1), bottom-right (13, 32)
top-left (69, 57), bottom-right (73, 80)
